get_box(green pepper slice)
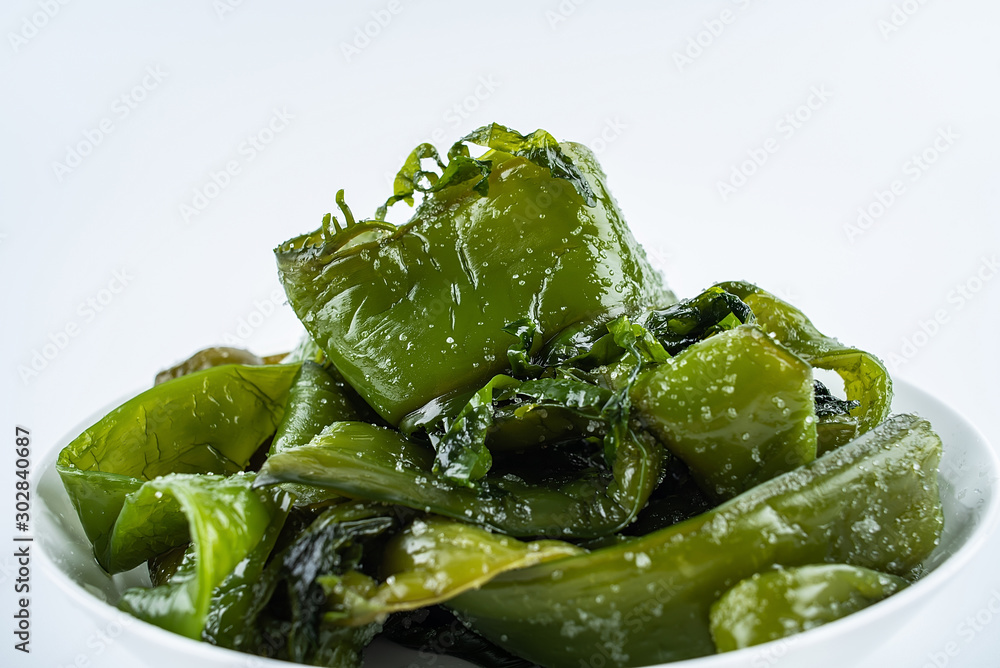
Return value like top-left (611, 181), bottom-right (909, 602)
top-left (271, 361), bottom-right (361, 455)
top-left (275, 124), bottom-right (671, 425)
top-left (269, 361), bottom-right (369, 508)
top-left (634, 325), bottom-right (817, 502)
top-left (57, 363), bottom-right (299, 569)
top-left (709, 564), bottom-right (909, 652)
top-left (716, 281), bottom-right (891, 445)
top-left (321, 516), bottom-right (581, 626)
top-left (256, 420), bottom-right (663, 539)
top-left (114, 474), bottom-right (291, 641)
top-left (448, 414), bottom-right (943, 667)
top-left (154, 346), bottom-right (267, 385)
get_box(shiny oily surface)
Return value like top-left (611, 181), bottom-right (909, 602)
top-left (321, 516), bottom-right (582, 626)
top-left (634, 325), bottom-right (817, 502)
top-left (276, 145), bottom-right (669, 425)
top-left (708, 564), bottom-right (908, 651)
top-left (36, 381), bottom-right (1000, 668)
top-left (449, 414), bottom-right (943, 667)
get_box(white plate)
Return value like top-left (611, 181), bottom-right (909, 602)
top-left (36, 380), bottom-right (1000, 668)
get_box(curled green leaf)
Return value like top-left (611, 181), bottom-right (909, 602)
top-left (502, 318), bottom-right (544, 379)
top-left (716, 281), bottom-right (892, 443)
top-left (114, 474), bottom-right (291, 641)
top-left (321, 516), bottom-right (581, 626)
top-left (57, 363), bottom-right (299, 569)
top-left (430, 375), bottom-right (520, 486)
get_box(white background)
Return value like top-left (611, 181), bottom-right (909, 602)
top-left (2, 1), bottom-right (999, 667)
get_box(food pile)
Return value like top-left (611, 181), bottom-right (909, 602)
top-left (58, 124), bottom-right (943, 667)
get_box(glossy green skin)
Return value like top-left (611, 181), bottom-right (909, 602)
top-left (271, 361), bottom-right (361, 455)
top-left (276, 144), bottom-right (671, 425)
top-left (269, 361), bottom-right (366, 508)
top-left (710, 564), bottom-right (908, 652)
top-left (448, 415), bottom-right (943, 667)
top-left (717, 282), bottom-right (892, 446)
top-left (634, 325), bottom-right (817, 502)
top-left (116, 474), bottom-right (290, 641)
top-left (323, 516), bottom-right (582, 625)
top-left (57, 363), bottom-right (298, 570)
top-left (154, 346), bottom-right (265, 385)
top-left (257, 420), bottom-right (664, 539)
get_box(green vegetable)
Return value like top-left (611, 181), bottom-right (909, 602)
top-left (321, 516), bottom-right (581, 625)
top-left (487, 376), bottom-right (614, 452)
top-left (622, 458), bottom-right (713, 536)
top-left (502, 317), bottom-right (545, 378)
top-left (717, 281), bottom-right (892, 445)
top-left (427, 373), bottom-right (619, 485)
top-left (429, 375), bottom-right (520, 486)
top-left (154, 346), bottom-right (267, 384)
top-left (57, 363), bottom-right (298, 569)
top-left (448, 414), bottom-right (943, 667)
top-left (375, 124), bottom-right (597, 219)
top-left (115, 474), bottom-right (291, 640)
top-left (272, 361), bottom-right (362, 456)
top-left (204, 501), bottom-right (394, 664)
top-left (634, 325), bottom-right (817, 502)
top-left (641, 285), bottom-right (755, 356)
top-left (256, 420), bottom-right (664, 539)
top-left (269, 361), bottom-right (369, 507)
top-left (275, 124), bottom-right (671, 425)
top-left (541, 285), bottom-right (751, 370)
top-left (56, 124), bottom-right (939, 667)
top-left (709, 564), bottom-right (909, 652)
